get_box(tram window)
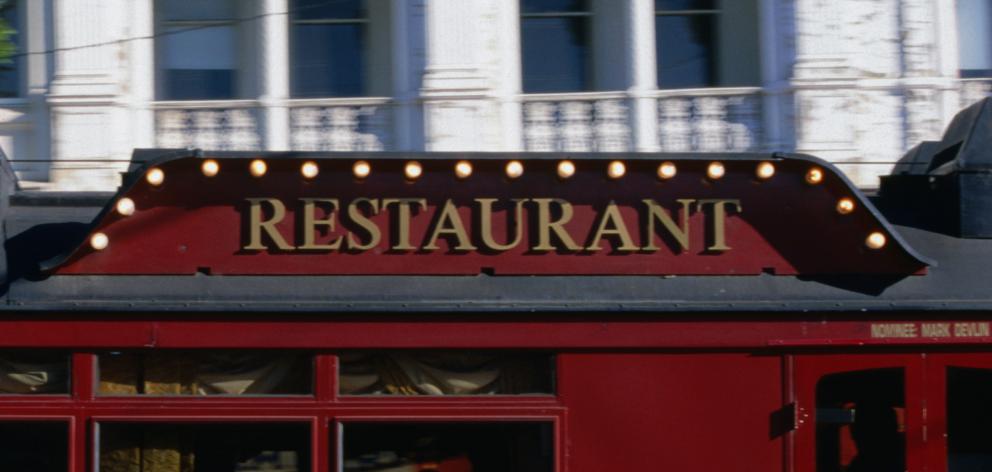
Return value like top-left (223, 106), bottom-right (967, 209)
top-left (98, 422), bottom-right (310, 472)
top-left (0, 351), bottom-right (69, 394)
top-left (815, 368), bottom-right (905, 472)
top-left (341, 422), bottom-right (553, 472)
top-left (338, 351), bottom-right (555, 395)
top-left (947, 367), bottom-right (992, 471)
top-left (97, 351), bottom-right (313, 396)
top-left (0, 422), bottom-right (68, 471)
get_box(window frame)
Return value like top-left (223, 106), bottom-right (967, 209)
top-left (0, 350), bottom-right (562, 472)
top-left (153, 0), bottom-right (243, 101)
top-left (289, 0), bottom-right (371, 99)
top-left (520, 0), bottom-right (594, 94)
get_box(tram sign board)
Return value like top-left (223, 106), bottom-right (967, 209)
top-left (50, 153), bottom-right (930, 276)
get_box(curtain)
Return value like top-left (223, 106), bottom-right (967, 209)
top-left (0, 353), bottom-right (67, 394)
top-left (99, 352), bottom-right (303, 395)
top-left (339, 352), bottom-right (549, 395)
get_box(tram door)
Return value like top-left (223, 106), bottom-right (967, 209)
top-left (795, 354), bottom-right (926, 472)
top-left (927, 354), bottom-right (992, 472)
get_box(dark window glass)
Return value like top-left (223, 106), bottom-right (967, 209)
top-left (339, 351), bottom-right (555, 396)
top-left (290, 0), bottom-right (367, 97)
top-left (815, 368), bottom-right (905, 472)
top-left (655, 13), bottom-right (717, 88)
top-left (0, 422), bottom-right (68, 471)
top-left (160, 0), bottom-right (236, 20)
top-left (98, 351), bottom-right (313, 396)
top-left (100, 423), bottom-right (309, 472)
top-left (521, 8), bottom-right (590, 93)
top-left (164, 69), bottom-right (236, 101)
top-left (294, 0), bottom-right (364, 21)
top-left (157, 0), bottom-right (238, 100)
top-left (521, 0), bottom-right (585, 14)
top-left (0, 351), bottom-right (70, 394)
top-left (947, 367), bottom-right (992, 471)
top-left (0, 0), bottom-right (19, 98)
top-left (292, 24), bottom-right (365, 97)
top-left (343, 422), bottom-right (553, 472)
top-left (655, 0), bottom-right (716, 10)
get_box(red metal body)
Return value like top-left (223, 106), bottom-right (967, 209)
top-left (0, 313), bottom-right (989, 472)
top-left (1, 152), bottom-right (978, 471)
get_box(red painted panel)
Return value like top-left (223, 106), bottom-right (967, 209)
top-left (560, 353), bottom-right (784, 472)
top-left (0, 317), bottom-right (989, 349)
top-left (53, 156), bottom-right (927, 275)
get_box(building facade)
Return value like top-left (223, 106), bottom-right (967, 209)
top-left (0, 0), bottom-right (985, 190)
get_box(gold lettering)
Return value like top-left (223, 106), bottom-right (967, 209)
top-left (642, 198), bottom-right (694, 252)
top-left (870, 323), bottom-right (918, 338)
top-left (697, 199), bottom-right (742, 251)
top-left (921, 323), bottom-right (951, 338)
top-left (476, 198), bottom-right (526, 251)
top-left (346, 198), bottom-right (381, 250)
top-left (532, 198), bottom-right (581, 251)
top-left (382, 198), bottom-right (427, 251)
top-left (244, 198), bottom-right (295, 251)
top-left (586, 201), bottom-right (639, 252)
top-left (300, 198), bottom-right (342, 250)
top-left (954, 322), bottom-right (991, 337)
top-left (424, 199), bottom-right (477, 251)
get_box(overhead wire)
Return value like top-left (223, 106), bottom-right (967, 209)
top-left (7, 0), bottom-right (350, 59)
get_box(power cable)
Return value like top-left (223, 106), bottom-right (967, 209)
top-left (8, 0), bottom-right (352, 59)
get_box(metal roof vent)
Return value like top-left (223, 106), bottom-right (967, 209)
top-left (881, 97), bottom-right (992, 238)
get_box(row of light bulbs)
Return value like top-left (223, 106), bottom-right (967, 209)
top-left (145, 159), bottom-right (831, 184)
top-left (88, 159), bottom-right (884, 252)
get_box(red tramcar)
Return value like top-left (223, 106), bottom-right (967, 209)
top-left (1, 100), bottom-right (992, 472)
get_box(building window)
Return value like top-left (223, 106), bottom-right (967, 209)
top-left (655, 0), bottom-right (759, 89)
top-left (655, 0), bottom-right (717, 88)
top-left (0, 0), bottom-right (20, 98)
top-left (291, 0), bottom-right (368, 97)
top-left (156, 0), bottom-right (240, 100)
top-left (521, 0), bottom-right (591, 93)
top-left (957, 0), bottom-right (992, 78)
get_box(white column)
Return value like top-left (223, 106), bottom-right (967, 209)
top-left (129, 0), bottom-right (155, 150)
top-left (494, 0), bottom-right (523, 151)
top-left (934, 0), bottom-right (962, 125)
top-left (48, 0), bottom-right (121, 190)
top-left (626, 0), bottom-right (659, 152)
top-left (420, 0), bottom-right (491, 151)
top-left (258, 0), bottom-right (291, 151)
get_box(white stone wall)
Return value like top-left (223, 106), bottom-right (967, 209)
top-left (0, 0), bottom-right (982, 190)
top-left (790, 0), bottom-right (963, 186)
